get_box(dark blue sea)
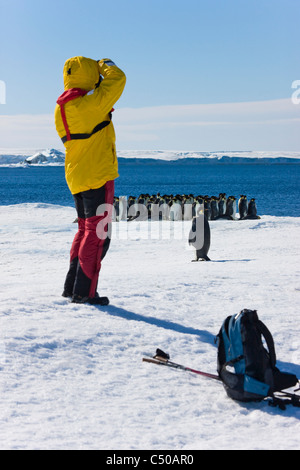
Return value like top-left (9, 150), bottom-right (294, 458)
top-left (0, 159), bottom-right (299, 217)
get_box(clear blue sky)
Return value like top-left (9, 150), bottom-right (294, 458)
top-left (0, 0), bottom-right (300, 151)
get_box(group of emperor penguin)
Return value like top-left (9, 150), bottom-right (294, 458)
top-left (113, 193), bottom-right (260, 222)
top-left (111, 192), bottom-right (260, 263)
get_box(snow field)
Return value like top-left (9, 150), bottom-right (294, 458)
top-left (0, 203), bottom-right (299, 449)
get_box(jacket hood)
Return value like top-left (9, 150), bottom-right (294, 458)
top-left (63, 56), bottom-right (100, 91)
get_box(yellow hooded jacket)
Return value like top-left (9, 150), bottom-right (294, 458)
top-left (54, 56), bottom-right (126, 195)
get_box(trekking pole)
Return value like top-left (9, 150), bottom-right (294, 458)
top-left (142, 349), bottom-right (221, 381)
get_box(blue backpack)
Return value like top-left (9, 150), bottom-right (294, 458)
top-left (216, 309), bottom-right (298, 405)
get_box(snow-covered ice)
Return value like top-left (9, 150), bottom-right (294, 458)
top-left (1, 148), bottom-right (300, 166)
top-left (0, 203), bottom-right (299, 450)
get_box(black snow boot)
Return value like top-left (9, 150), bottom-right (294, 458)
top-left (71, 293), bottom-right (109, 306)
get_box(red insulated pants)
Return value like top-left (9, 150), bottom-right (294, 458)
top-left (63, 180), bottom-right (114, 299)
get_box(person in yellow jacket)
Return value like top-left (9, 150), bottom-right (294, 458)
top-left (55, 56), bottom-right (126, 304)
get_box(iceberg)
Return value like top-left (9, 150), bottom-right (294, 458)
top-left (24, 148), bottom-right (65, 164)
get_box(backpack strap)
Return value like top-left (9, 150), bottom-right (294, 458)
top-left (257, 319), bottom-right (276, 369)
top-left (269, 392), bottom-right (300, 410)
top-left (257, 319), bottom-right (299, 396)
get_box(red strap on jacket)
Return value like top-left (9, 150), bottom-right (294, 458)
top-left (56, 88), bottom-right (88, 142)
top-left (56, 88), bottom-right (115, 143)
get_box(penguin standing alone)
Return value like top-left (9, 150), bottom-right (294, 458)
top-left (188, 213), bottom-right (211, 261)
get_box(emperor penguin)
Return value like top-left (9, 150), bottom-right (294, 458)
top-left (218, 193), bottom-right (226, 217)
top-left (242, 198), bottom-right (261, 219)
top-left (188, 212), bottom-right (211, 261)
top-left (210, 196), bottom-right (219, 220)
top-left (219, 196), bottom-right (236, 220)
top-left (238, 195), bottom-right (248, 219)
